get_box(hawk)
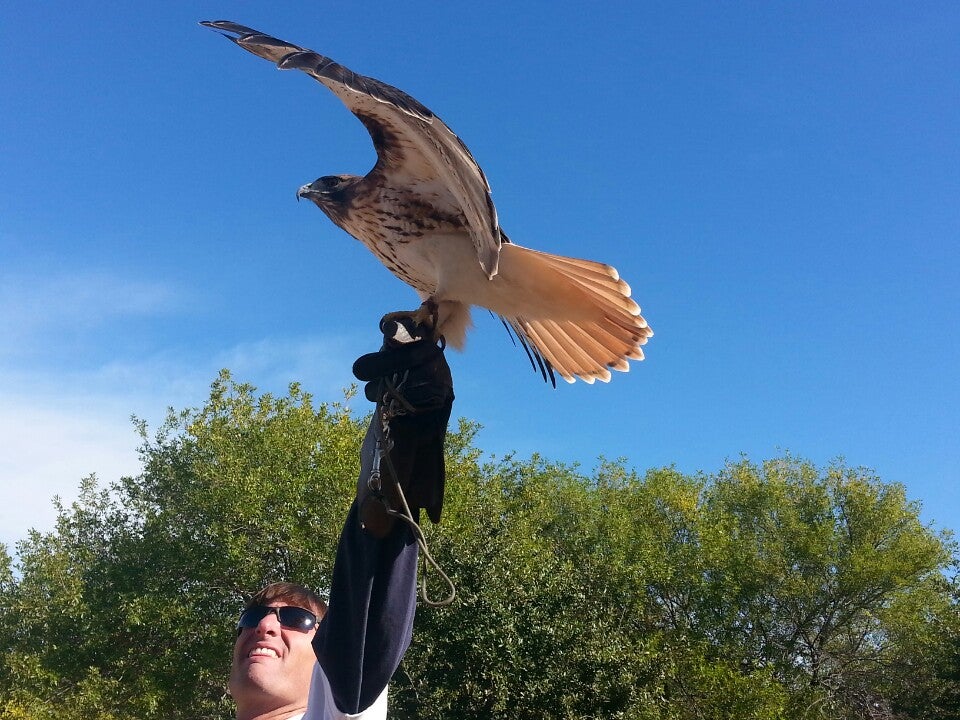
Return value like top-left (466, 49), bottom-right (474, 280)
top-left (202, 21), bottom-right (653, 385)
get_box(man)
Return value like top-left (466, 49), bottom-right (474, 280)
top-left (230, 320), bottom-right (454, 719)
top-left (231, 582), bottom-right (333, 719)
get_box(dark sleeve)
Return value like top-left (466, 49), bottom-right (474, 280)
top-left (313, 419), bottom-right (420, 715)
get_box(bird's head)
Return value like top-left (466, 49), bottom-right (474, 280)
top-left (296, 174), bottom-right (362, 212)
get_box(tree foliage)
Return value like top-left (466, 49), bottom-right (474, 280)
top-left (1, 372), bottom-right (956, 719)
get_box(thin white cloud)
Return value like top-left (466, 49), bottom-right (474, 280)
top-left (0, 270), bottom-right (182, 339)
top-left (0, 334), bottom-right (358, 552)
top-left (212, 336), bottom-right (357, 395)
top-left (0, 255), bottom-right (367, 552)
top-left (0, 398), bottom-right (141, 552)
top-left (0, 267), bottom-right (189, 407)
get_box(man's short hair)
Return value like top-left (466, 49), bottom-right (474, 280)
top-left (245, 581), bottom-right (328, 619)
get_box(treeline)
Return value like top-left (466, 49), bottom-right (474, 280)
top-left (1, 372), bottom-right (957, 719)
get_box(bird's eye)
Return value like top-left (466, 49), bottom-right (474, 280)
top-left (321, 176), bottom-right (342, 188)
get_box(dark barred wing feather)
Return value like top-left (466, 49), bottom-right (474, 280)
top-left (201, 21), bottom-right (501, 278)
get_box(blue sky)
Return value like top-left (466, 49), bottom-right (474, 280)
top-left (2, 2), bottom-right (958, 550)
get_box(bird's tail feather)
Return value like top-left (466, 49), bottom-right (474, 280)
top-left (495, 244), bottom-right (653, 384)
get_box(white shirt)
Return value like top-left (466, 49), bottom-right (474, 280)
top-left (301, 663), bottom-right (389, 720)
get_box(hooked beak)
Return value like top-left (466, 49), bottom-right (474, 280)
top-left (297, 182), bottom-right (321, 202)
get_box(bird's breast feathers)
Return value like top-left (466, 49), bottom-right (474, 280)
top-left (332, 190), bottom-right (474, 292)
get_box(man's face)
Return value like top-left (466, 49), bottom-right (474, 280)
top-left (229, 602), bottom-right (318, 716)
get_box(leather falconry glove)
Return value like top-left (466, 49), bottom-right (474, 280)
top-left (352, 317), bottom-right (454, 538)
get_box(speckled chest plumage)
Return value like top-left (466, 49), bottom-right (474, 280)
top-left (332, 190), bottom-right (467, 295)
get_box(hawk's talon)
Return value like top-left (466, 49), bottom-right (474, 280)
top-left (380, 301), bottom-right (440, 344)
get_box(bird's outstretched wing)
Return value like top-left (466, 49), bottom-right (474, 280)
top-left (201, 21), bottom-right (502, 278)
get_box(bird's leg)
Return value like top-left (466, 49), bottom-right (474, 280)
top-left (380, 300), bottom-right (440, 343)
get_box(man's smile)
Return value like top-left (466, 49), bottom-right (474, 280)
top-left (247, 645), bottom-right (280, 659)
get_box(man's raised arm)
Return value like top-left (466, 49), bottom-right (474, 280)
top-left (313, 320), bottom-right (454, 715)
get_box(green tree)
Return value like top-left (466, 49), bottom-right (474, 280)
top-left (694, 457), bottom-right (955, 718)
top-left (883, 571), bottom-right (960, 719)
top-left (396, 454), bottom-right (665, 719)
top-left (0, 372), bottom-right (367, 718)
top-left (0, 373), bottom-right (956, 719)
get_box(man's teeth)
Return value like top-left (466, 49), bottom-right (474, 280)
top-left (249, 647), bottom-right (278, 658)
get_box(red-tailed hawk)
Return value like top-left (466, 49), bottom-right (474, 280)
top-left (202, 21), bottom-right (652, 385)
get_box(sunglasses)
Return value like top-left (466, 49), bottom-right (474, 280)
top-left (236, 605), bottom-right (318, 635)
